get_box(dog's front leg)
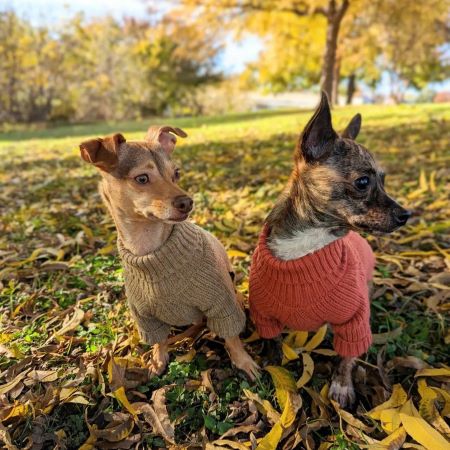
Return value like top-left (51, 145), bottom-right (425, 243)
top-left (150, 340), bottom-right (170, 376)
top-left (225, 336), bottom-right (260, 380)
top-left (329, 356), bottom-right (356, 408)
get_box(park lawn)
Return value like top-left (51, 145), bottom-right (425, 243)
top-left (0, 103), bottom-right (449, 449)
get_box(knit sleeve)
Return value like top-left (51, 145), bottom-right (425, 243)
top-left (250, 308), bottom-right (284, 339)
top-left (199, 292), bottom-right (246, 340)
top-left (331, 299), bottom-right (372, 358)
top-left (128, 302), bottom-right (170, 345)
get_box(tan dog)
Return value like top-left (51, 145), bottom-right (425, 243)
top-left (79, 126), bottom-right (259, 379)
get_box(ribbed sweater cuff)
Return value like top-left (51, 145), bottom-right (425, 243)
top-left (333, 333), bottom-right (372, 358)
top-left (208, 309), bottom-right (246, 339)
top-left (137, 324), bottom-right (170, 345)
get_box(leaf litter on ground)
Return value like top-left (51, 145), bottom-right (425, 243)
top-left (0, 105), bottom-right (449, 449)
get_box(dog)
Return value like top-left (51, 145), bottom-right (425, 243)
top-left (249, 92), bottom-right (410, 407)
top-left (79, 126), bottom-right (259, 379)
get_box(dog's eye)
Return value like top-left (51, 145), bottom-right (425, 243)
top-left (173, 168), bottom-right (181, 182)
top-left (354, 176), bottom-right (370, 190)
top-left (135, 174), bottom-right (149, 185)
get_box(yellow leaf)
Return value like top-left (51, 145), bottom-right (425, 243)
top-left (399, 413), bottom-right (449, 450)
top-left (296, 353), bottom-right (314, 389)
top-left (367, 384), bottom-right (408, 420)
top-left (407, 187), bottom-right (427, 200)
top-left (175, 348), bottom-right (196, 362)
top-left (93, 416), bottom-right (134, 442)
top-left (331, 400), bottom-right (372, 432)
top-left (243, 330), bottom-right (260, 343)
top-left (320, 383), bottom-right (330, 405)
top-left (380, 408), bottom-right (402, 434)
top-left (418, 381), bottom-right (450, 438)
top-left (2, 404), bottom-right (29, 420)
top-left (243, 389), bottom-right (280, 424)
top-left (265, 366), bottom-right (297, 410)
top-left (281, 342), bottom-right (298, 364)
top-left (256, 393), bottom-right (299, 450)
top-left (112, 386), bottom-right (138, 416)
top-left (284, 330), bottom-right (308, 349)
top-left (380, 426), bottom-right (407, 449)
top-left (430, 387), bottom-right (450, 417)
top-left (419, 169), bottom-right (428, 191)
top-left (226, 249), bottom-right (248, 258)
top-left (415, 367), bottom-right (450, 378)
top-left (400, 399), bottom-right (420, 417)
top-left (429, 170), bottom-right (437, 192)
top-left (98, 244), bottom-right (115, 255)
top-left (304, 325), bottom-right (327, 351)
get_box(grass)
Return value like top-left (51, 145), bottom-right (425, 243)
top-left (0, 103), bottom-right (449, 449)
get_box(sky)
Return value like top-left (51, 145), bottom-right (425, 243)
top-left (3, 0), bottom-right (263, 74)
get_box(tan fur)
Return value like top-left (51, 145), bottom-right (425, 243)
top-left (79, 126), bottom-right (259, 379)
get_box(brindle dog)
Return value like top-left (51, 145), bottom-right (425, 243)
top-left (266, 92), bottom-right (410, 407)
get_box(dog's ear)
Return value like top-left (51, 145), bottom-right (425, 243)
top-left (299, 91), bottom-right (337, 162)
top-left (342, 113), bottom-right (362, 140)
top-left (79, 133), bottom-right (125, 172)
top-left (145, 125), bottom-right (187, 154)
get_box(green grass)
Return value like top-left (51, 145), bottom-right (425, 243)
top-left (0, 103), bottom-right (449, 449)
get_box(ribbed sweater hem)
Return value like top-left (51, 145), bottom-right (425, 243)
top-left (138, 326), bottom-right (170, 345)
top-left (208, 311), bottom-right (246, 339)
top-left (334, 334), bottom-right (372, 358)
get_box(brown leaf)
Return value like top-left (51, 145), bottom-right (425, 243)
top-left (133, 389), bottom-right (176, 444)
top-left (93, 416), bottom-right (134, 442)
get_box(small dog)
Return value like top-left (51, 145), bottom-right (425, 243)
top-left (79, 126), bottom-right (259, 379)
top-left (249, 93), bottom-right (410, 407)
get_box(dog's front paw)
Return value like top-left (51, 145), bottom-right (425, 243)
top-left (150, 344), bottom-right (170, 376)
top-left (235, 355), bottom-right (260, 381)
top-left (329, 379), bottom-right (356, 409)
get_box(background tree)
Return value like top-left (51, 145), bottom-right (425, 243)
top-left (0, 10), bottom-right (220, 123)
top-left (176, 0), bottom-right (353, 104)
top-left (175, 0), bottom-right (449, 105)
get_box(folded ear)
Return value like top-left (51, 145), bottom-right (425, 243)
top-left (145, 125), bottom-right (187, 154)
top-left (299, 91), bottom-right (337, 162)
top-left (342, 113), bottom-right (362, 140)
top-left (79, 133), bottom-right (125, 172)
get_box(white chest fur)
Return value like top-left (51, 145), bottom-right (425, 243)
top-left (268, 228), bottom-right (338, 260)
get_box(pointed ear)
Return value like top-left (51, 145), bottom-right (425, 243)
top-left (299, 91), bottom-right (337, 162)
top-left (145, 125), bottom-right (187, 154)
top-left (79, 133), bottom-right (125, 172)
top-left (342, 113), bottom-right (362, 140)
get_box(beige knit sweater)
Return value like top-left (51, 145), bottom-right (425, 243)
top-left (118, 221), bottom-right (246, 344)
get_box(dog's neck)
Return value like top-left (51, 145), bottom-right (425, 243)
top-left (266, 181), bottom-right (347, 260)
top-left (100, 182), bottom-right (173, 256)
top-left (268, 227), bottom-right (338, 260)
top-left (114, 213), bottom-right (173, 256)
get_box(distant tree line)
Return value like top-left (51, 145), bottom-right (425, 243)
top-left (0, 11), bottom-right (220, 123)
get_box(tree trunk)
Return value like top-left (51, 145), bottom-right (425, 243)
top-left (332, 55), bottom-right (341, 105)
top-left (319, 0), bottom-right (349, 105)
top-left (346, 73), bottom-right (356, 105)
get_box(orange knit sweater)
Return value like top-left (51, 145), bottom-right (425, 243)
top-left (249, 226), bottom-right (375, 358)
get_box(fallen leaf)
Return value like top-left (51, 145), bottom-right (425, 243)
top-left (400, 412), bottom-right (449, 450)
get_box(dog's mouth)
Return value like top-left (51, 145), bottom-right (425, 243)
top-left (351, 221), bottom-right (400, 234)
top-left (169, 213), bottom-right (189, 222)
top-left (144, 211), bottom-right (189, 223)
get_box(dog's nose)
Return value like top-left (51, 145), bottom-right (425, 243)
top-left (394, 209), bottom-right (411, 226)
top-left (172, 195), bottom-right (193, 213)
